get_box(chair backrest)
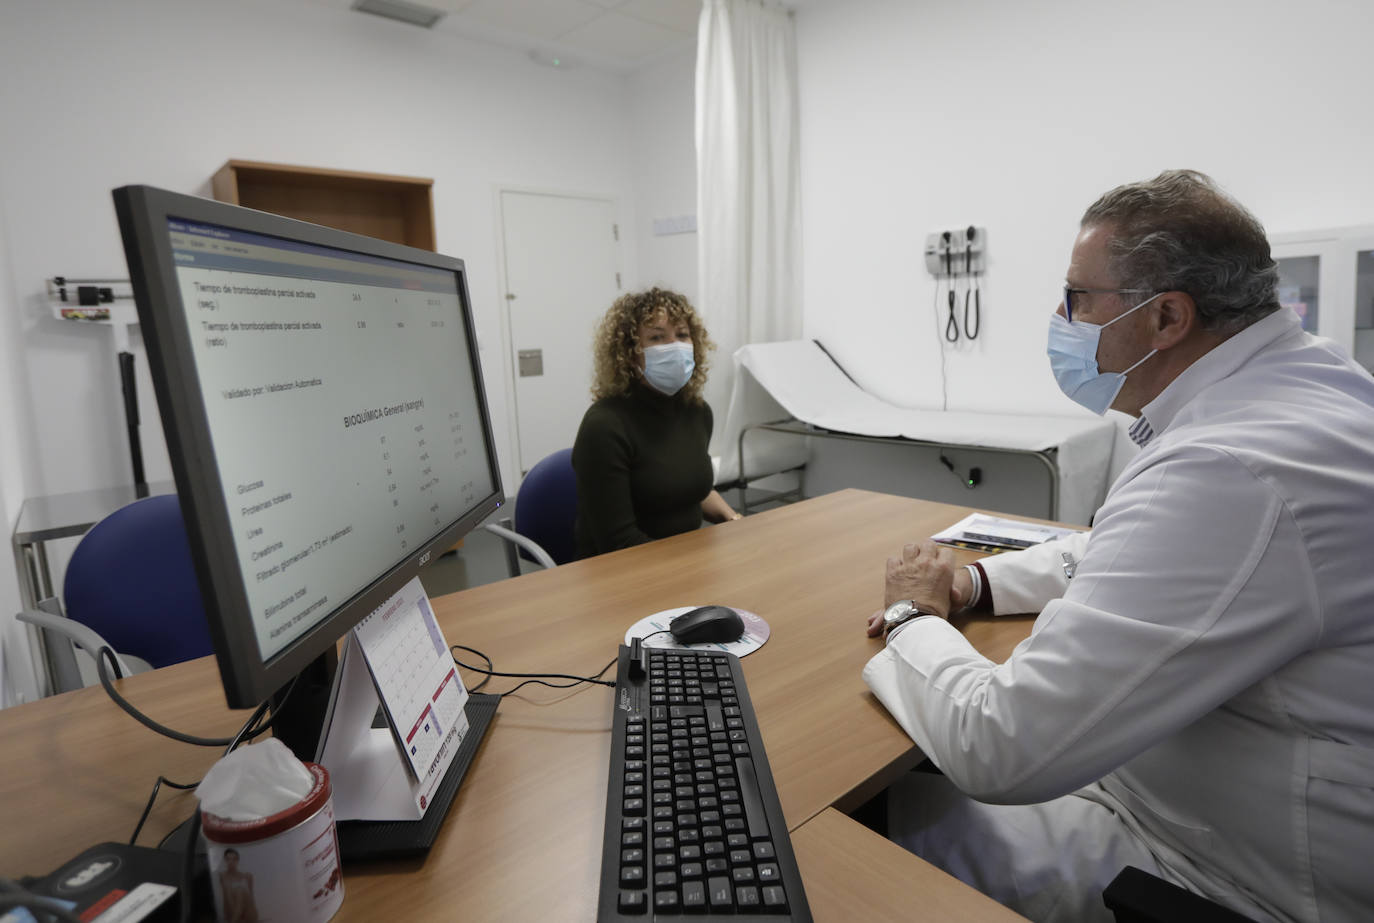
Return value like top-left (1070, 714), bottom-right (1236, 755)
top-left (62, 493), bottom-right (214, 670)
top-left (513, 448), bottom-right (578, 566)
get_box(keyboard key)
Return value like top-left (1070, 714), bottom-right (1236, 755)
top-left (708, 876), bottom-right (734, 911)
top-left (736, 885), bottom-right (761, 910)
top-left (761, 885), bottom-right (788, 910)
top-left (654, 890), bottom-right (679, 912)
top-left (618, 889), bottom-right (648, 914)
top-left (682, 879), bottom-right (707, 912)
top-left (758, 862), bottom-right (780, 882)
top-left (620, 865), bottom-right (644, 886)
top-left (735, 758), bottom-right (772, 839)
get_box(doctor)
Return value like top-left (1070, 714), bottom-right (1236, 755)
top-left (863, 170), bottom-right (1374, 922)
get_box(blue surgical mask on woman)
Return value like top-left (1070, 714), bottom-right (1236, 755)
top-left (642, 342), bottom-right (695, 396)
top-left (1047, 292), bottom-right (1162, 415)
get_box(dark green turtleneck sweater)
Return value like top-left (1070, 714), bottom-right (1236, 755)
top-left (572, 384), bottom-right (714, 559)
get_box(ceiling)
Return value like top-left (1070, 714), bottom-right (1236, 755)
top-left (330, 0), bottom-right (705, 74)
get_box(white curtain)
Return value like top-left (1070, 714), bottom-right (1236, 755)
top-left (696, 0), bottom-right (802, 455)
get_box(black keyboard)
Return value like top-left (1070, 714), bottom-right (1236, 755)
top-left (597, 643), bottom-right (812, 920)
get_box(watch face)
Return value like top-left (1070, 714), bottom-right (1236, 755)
top-left (884, 599), bottom-right (917, 626)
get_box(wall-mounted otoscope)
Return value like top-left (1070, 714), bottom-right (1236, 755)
top-left (924, 226), bottom-right (986, 342)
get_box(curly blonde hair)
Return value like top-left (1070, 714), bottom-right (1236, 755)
top-left (590, 288), bottom-right (714, 403)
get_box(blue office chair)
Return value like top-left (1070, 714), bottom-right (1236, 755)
top-left (17, 493), bottom-right (213, 693)
top-left (482, 448), bottom-right (578, 575)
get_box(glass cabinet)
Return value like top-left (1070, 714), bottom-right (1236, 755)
top-left (1271, 225), bottom-right (1374, 373)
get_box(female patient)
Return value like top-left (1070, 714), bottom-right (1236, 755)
top-left (572, 288), bottom-right (740, 558)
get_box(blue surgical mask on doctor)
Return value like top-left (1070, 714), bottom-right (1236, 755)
top-left (642, 342), bottom-right (695, 396)
top-left (1047, 292), bottom-right (1162, 415)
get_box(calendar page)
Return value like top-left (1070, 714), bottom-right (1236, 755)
top-left (351, 576), bottom-right (469, 784)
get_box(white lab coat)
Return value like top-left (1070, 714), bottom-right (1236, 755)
top-left (865, 308), bottom-right (1374, 923)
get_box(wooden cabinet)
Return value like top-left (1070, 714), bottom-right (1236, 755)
top-left (211, 160), bottom-right (436, 250)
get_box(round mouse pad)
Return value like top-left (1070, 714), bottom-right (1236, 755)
top-left (624, 607), bottom-right (770, 658)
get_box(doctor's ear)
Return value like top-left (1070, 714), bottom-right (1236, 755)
top-left (1149, 291), bottom-right (1198, 348)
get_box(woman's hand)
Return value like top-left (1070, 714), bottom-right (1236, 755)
top-left (701, 490), bottom-right (742, 523)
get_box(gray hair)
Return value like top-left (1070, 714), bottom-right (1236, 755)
top-left (1082, 170), bottom-right (1279, 335)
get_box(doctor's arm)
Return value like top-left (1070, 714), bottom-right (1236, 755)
top-left (866, 450), bottom-right (1319, 804)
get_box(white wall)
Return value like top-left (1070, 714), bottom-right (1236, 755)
top-left (795, 0), bottom-right (1374, 425)
top-left (0, 0), bottom-right (645, 512)
top-left (629, 47), bottom-right (701, 306)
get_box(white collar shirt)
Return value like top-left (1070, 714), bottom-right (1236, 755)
top-left (865, 307), bottom-right (1374, 923)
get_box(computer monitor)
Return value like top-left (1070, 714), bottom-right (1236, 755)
top-left (112, 185), bottom-right (504, 720)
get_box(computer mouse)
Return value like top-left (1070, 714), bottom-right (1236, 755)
top-left (669, 605), bottom-right (745, 645)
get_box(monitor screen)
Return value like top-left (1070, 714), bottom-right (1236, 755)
top-left (113, 185), bottom-right (503, 709)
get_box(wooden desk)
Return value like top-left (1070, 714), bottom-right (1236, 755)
top-left (0, 490), bottom-right (1034, 920)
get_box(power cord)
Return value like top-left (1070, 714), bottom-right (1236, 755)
top-left (92, 645), bottom-right (283, 923)
top-left (130, 776), bottom-right (199, 846)
top-left (96, 649), bottom-right (236, 747)
top-left (933, 275), bottom-right (950, 411)
top-left (450, 645), bottom-right (617, 698)
top-left (0, 881), bottom-right (84, 923)
top-left (939, 453), bottom-right (982, 489)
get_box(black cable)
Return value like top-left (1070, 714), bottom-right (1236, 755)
top-left (939, 453), bottom-right (982, 489)
top-left (450, 644), bottom-right (494, 693)
top-left (96, 648), bottom-right (235, 747)
top-left (933, 273), bottom-right (950, 411)
top-left (178, 810), bottom-right (201, 923)
top-left (943, 234), bottom-right (959, 343)
top-left (95, 651), bottom-right (276, 921)
top-left (450, 645), bottom-right (617, 698)
top-left (964, 226), bottom-right (981, 340)
top-left (132, 685), bottom-right (279, 848)
top-left (175, 698), bottom-right (272, 923)
top-left (0, 889), bottom-right (84, 923)
top-left (130, 776), bottom-right (199, 846)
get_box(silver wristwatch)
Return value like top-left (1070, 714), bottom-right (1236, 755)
top-left (882, 599), bottom-right (931, 637)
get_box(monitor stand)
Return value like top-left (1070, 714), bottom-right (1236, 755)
top-left (333, 691), bottom-right (498, 861)
top-left (270, 648), bottom-right (500, 862)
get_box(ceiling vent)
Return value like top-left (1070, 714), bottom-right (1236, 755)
top-left (351, 0), bottom-right (445, 29)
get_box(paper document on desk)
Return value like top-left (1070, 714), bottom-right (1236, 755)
top-left (933, 512), bottom-right (1078, 553)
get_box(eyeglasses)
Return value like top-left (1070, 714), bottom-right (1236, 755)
top-left (1062, 286), bottom-right (1158, 324)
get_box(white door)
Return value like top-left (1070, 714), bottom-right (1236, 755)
top-left (501, 191), bottom-right (621, 473)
